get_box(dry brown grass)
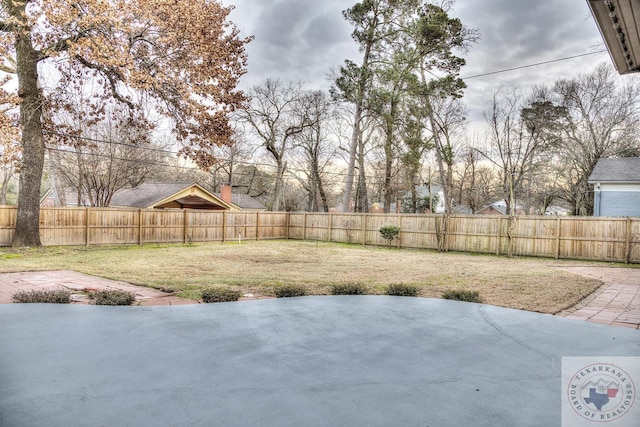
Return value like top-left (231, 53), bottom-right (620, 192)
top-left (0, 240), bottom-right (607, 313)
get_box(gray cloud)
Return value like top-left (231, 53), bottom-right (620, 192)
top-left (224, 0), bottom-right (612, 122)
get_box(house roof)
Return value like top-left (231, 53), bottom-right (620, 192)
top-left (221, 193), bottom-right (267, 211)
top-left (110, 182), bottom-right (237, 210)
top-left (588, 157), bottom-right (640, 183)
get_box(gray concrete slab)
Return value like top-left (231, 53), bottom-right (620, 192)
top-left (1, 296), bottom-right (638, 427)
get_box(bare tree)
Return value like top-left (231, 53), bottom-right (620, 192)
top-left (551, 64), bottom-right (640, 215)
top-left (1, 0), bottom-right (250, 246)
top-left (48, 113), bottom-right (169, 207)
top-left (453, 146), bottom-right (497, 213)
top-left (478, 88), bottom-right (557, 215)
top-left (239, 79), bottom-right (316, 211)
top-left (291, 91), bottom-right (337, 212)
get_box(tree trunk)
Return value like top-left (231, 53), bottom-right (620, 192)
top-left (272, 160), bottom-right (285, 211)
top-left (13, 16), bottom-right (45, 247)
top-left (382, 99), bottom-right (397, 214)
top-left (343, 39), bottom-right (373, 213)
top-left (428, 110), bottom-right (451, 214)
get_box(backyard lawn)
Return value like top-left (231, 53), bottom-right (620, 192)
top-left (0, 240), bottom-right (612, 314)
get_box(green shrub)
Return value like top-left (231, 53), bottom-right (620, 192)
top-left (379, 225), bottom-right (400, 245)
top-left (331, 283), bottom-right (367, 295)
top-left (274, 284), bottom-right (307, 298)
top-left (12, 289), bottom-right (71, 304)
top-left (202, 287), bottom-right (242, 303)
top-left (89, 289), bottom-right (136, 306)
top-left (442, 289), bottom-right (483, 303)
top-left (386, 283), bottom-right (419, 297)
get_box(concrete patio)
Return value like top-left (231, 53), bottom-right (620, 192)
top-left (1, 296), bottom-right (638, 427)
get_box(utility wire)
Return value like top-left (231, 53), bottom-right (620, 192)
top-left (461, 50), bottom-right (608, 80)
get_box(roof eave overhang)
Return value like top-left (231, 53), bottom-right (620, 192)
top-left (589, 180), bottom-right (640, 184)
top-left (148, 184), bottom-right (238, 210)
top-left (587, 0), bottom-right (640, 74)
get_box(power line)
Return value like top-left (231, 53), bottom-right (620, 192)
top-left (461, 50), bottom-right (608, 80)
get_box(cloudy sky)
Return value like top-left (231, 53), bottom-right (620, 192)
top-left (222, 0), bottom-right (614, 128)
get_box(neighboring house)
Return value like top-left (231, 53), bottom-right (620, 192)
top-left (476, 200), bottom-right (525, 216)
top-left (588, 157), bottom-right (640, 217)
top-left (109, 182), bottom-right (238, 210)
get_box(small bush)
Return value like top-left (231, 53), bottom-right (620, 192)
top-left (202, 287), bottom-right (242, 303)
top-left (274, 284), bottom-right (307, 298)
top-left (12, 289), bottom-right (71, 304)
top-left (386, 283), bottom-right (419, 297)
top-left (379, 225), bottom-right (400, 246)
top-left (331, 283), bottom-right (367, 295)
top-left (89, 289), bottom-right (136, 306)
top-left (442, 289), bottom-right (483, 303)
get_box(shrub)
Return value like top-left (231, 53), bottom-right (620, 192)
top-left (12, 289), bottom-right (71, 304)
top-left (379, 225), bottom-right (400, 246)
top-left (89, 289), bottom-right (136, 306)
top-left (274, 284), bottom-right (307, 298)
top-left (331, 283), bottom-right (367, 295)
top-left (386, 283), bottom-right (419, 297)
top-left (442, 289), bottom-right (483, 303)
top-left (202, 287), bottom-right (242, 303)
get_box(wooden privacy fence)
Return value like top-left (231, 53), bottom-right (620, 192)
top-left (0, 207), bottom-right (638, 263)
top-left (0, 207), bottom-right (289, 246)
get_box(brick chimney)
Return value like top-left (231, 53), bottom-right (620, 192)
top-left (220, 184), bottom-right (232, 204)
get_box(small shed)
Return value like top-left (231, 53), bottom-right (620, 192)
top-left (589, 157), bottom-right (640, 216)
top-left (109, 182), bottom-right (238, 210)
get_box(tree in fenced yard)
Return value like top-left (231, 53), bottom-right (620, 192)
top-left (0, 0), bottom-right (252, 246)
top-left (334, 0), bottom-right (478, 214)
top-left (46, 92), bottom-right (170, 207)
top-left (379, 224), bottom-right (400, 247)
top-left (238, 79), bottom-right (318, 212)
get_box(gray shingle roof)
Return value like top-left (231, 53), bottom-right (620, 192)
top-left (223, 193), bottom-right (267, 210)
top-left (588, 158), bottom-right (640, 183)
top-left (110, 182), bottom-right (195, 208)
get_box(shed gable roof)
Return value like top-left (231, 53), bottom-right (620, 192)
top-left (588, 158), bottom-right (640, 183)
top-left (110, 182), bottom-right (237, 210)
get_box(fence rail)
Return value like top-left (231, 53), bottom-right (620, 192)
top-left (1, 207), bottom-right (638, 263)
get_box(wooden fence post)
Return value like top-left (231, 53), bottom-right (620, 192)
top-left (496, 217), bottom-right (502, 256)
top-left (183, 209), bottom-right (189, 244)
top-left (222, 211), bottom-right (226, 243)
top-left (286, 212), bottom-right (290, 240)
top-left (445, 215), bottom-right (451, 252)
top-left (625, 217), bottom-right (632, 264)
top-left (256, 212), bottom-right (261, 241)
top-left (138, 209), bottom-right (143, 245)
top-left (328, 213), bottom-right (332, 242)
top-left (397, 214), bottom-right (401, 249)
top-left (555, 216), bottom-right (561, 260)
top-left (85, 207), bottom-right (90, 247)
top-left (362, 214), bottom-right (367, 246)
top-left (303, 213), bottom-right (307, 240)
